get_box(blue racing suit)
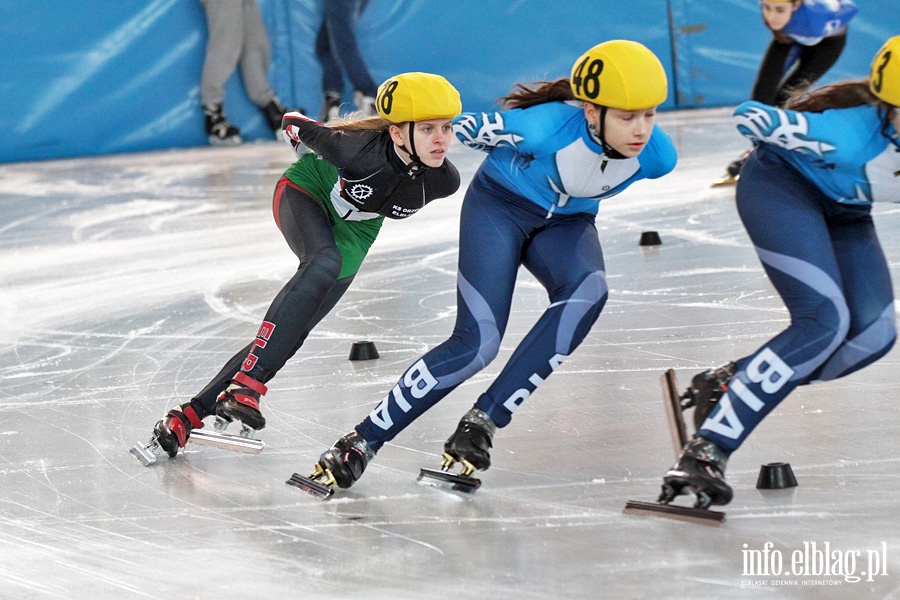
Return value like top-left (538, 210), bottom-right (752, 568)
top-left (355, 101), bottom-right (677, 449)
top-left (700, 100), bottom-right (900, 453)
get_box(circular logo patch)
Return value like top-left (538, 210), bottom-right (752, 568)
top-left (348, 184), bottom-right (373, 201)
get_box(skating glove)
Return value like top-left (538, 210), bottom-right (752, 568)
top-left (282, 111), bottom-right (319, 159)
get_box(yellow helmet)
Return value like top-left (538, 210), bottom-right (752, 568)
top-left (570, 40), bottom-right (668, 110)
top-left (376, 72), bottom-right (462, 123)
top-left (870, 35), bottom-right (900, 106)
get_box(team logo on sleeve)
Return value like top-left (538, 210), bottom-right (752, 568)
top-left (735, 106), bottom-right (835, 158)
top-left (454, 113), bottom-right (523, 151)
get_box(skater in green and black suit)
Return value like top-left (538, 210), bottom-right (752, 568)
top-left (140, 73), bottom-right (462, 460)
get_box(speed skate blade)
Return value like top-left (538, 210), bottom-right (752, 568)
top-left (188, 429), bottom-right (264, 454)
top-left (711, 174), bottom-right (738, 187)
top-left (417, 468), bottom-right (481, 493)
top-left (661, 369), bottom-right (689, 457)
top-left (130, 442), bottom-right (159, 467)
top-left (286, 473), bottom-right (334, 500)
top-left (623, 500), bottom-right (725, 525)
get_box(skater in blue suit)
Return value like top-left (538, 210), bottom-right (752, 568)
top-left (300, 40), bottom-right (678, 493)
top-left (721, 0), bottom-right (858, 182)
top-left (661, 36), bottom-right (900, 509)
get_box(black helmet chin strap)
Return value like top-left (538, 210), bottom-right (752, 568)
top-left (589, 106), bottom-right (626, 160)
top-left (398, 121), bottom-right (428, 175)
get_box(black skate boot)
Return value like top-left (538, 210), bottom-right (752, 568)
top-left (214, 372), bottom-right (267, 438)
top-left (681, 362), bottom-right (736, 431)
top-left (726, 151), bottom-right (749, 177)
top-left (659, 437), bottom-right (733, 509)
top-left (130, 401), bottom-right (205, 466)
top-left (417, 409), bottom-right (496, 493)
top-left (712, 150), bottom-right (750, 186)
top-left (262, 98), bottom-right (287, 133)
top-left (314, 431), bottom-right (376, 489)
top-left (442, 408), bottom-right (496, 476)
top-left (204, 103), bottom-right (242, 146)
top-left (319, 92), bottom-right (341, 123)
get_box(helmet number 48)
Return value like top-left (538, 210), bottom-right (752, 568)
top-left (572, 57), bottom-right (604, 101)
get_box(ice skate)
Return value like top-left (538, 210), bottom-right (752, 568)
top-left (213, 372), bottom-right (267, 437)
top-left (180, 373), bottom-right (267, 455)
top-left (661, 364), bottom-right (735, 457)
top-left (130, 402), bottom-right (204, 466)
top-left (319, 92), bottom-right (342, 123)
top-left (353, 90), bottom-right (377, 116)
top-left (262, 98), bottom-right (287, 136)
top-left (681, 363), bottom-right (736, 431)
top-left (204, 103), bottom-right (242, 146)
top-left (711, 151), bottom-right (749, 187)
top-left (286, 431), bottom-right (375, 500)
top-left (659, 437), bottom-right (733, 509)
top-left (417, 408), bottom-right (496, 494)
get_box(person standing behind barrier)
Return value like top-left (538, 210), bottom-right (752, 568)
top-left (316, 0), bottom-right (379, 122)
top-left (717, 0), bottom-right (858, 184)
top-left (200, 0), bottom-right (288, 145)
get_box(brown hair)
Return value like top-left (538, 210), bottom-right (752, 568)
top-left (785, 79), bottom-right (892, 113)
top-left (328, 114), bottom-right (391, 131)
top-left (498, 77), bottom-right (575, 110)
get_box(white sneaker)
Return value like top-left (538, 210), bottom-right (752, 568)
top-left (353, 90), bottom-right (377, 116)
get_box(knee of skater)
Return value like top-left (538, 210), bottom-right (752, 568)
top-left (806, 295), bottom-right (850, 345)
top-left (451, 321), bottom-right (501, 367)
top-left (551, 272), bottom-right (608, 352)
top-left (309, 246), bottom-right (343, 282)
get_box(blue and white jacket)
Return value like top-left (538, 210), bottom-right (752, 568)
top-left (453, 101), bottom-right (677, 217)
top-left (781, 0), bottom-right (857, 46)
top-left (735, 100), bottom-right (900, 204)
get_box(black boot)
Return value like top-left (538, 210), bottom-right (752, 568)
top-left (726, 150), bottom-right (751, 177)
top-left (203, 103), bottom-right (242, 146)
top-left (262, 98), bottom-right (286, 132)
top-left (215, 372), bottom-right (267, 433)
top-left (682, 362), bottom-right (736, 430)
top-left (152, 401), bottom-right (206, 458)
top-left (319, 92), bottom-right (341, 123)
top-left (313, 431), bottom-right (376, 489)
top-left (659, 437), bottom-right (733, 509)
top-left (442, 408), bottom-right (496, 476)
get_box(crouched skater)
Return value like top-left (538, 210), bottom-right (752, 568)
top-left (661, 37), bottom-right (900, 509)
top-left (131, 73), bottom-right (462, 465)
top-left (293, 40), bottom-right (678, 495)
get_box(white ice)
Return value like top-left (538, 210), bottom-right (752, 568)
top-left (0, 108), bottom-right (898, 599)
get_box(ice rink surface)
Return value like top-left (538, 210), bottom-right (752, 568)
top-left (1, 108), bottom-right (899, 599)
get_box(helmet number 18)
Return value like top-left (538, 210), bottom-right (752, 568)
top-left (378, 80), bottom-right (400, 117)
top-left (873, 50), bottom-right (892, 95)
top-left (571, 57), bottom-right (604, 101)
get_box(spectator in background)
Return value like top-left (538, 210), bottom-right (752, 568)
top-left (200, 0), bottom-right (288, 145)
top-left (715, 0), bottom-right (858, 184)
top-left (316, 0), bottom-right (379, 122)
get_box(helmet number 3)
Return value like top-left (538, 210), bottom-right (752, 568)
top-left (377, 80), bottom-right (399, 116)
top-left (873, 50), bottom-right (891, 94)
top-left (572, 57), bottom-right (604, 100)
